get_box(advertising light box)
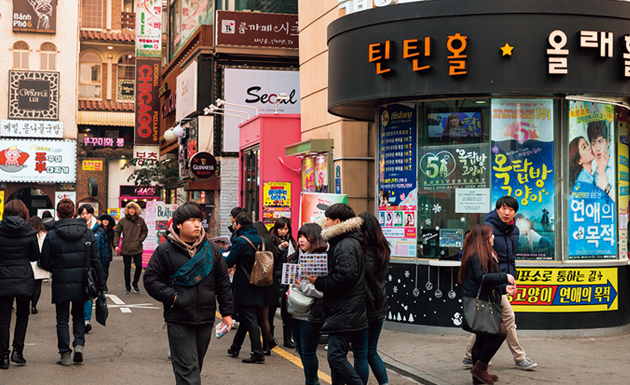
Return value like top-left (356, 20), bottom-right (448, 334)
top-left (0, 140), bottom-right (76, 183)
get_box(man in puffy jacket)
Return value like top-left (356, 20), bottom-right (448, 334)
top-left (144, 203), bottom-right (233, 385)
top-left (462, 196), bottom-right (538, 371)
top-left (113, 201), bottom-right (148, 294)
top-left (40, 198), bottom-right (105, 366)
top-left (310, 203), bottom-right (367, 385)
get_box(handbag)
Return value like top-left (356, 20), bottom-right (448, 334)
top-left (84, 229), bottom-right (100, 300)
top-left (95, 292), bottom-right (109, 326)
top-left (462, 274), bottom-right (503, 335)
top-left (287, 286), bottom-right (316, 314)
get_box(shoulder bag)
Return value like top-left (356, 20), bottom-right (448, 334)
top-left (287, 285), bottom-right (316, 314)
top-left (462, 274), bottom-right (503, 335)
top-left (84, 229), bottom-right (100, 300)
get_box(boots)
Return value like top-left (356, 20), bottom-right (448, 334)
top-left (282, 325), bottom-right (294, 348)
top-left (10, 350), bottom-right (26, 365)
top-left (0, 353), bottom-right (9, 370)
top-left (473, 373), bottom-right (499, 384)
top-left (471, 361), bottom-right (494, 385)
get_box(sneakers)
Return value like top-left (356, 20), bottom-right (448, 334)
top-left (57, 352), bottom-right (72, 366)
top-left (515, 357), bottom-right (538, 370)
top-left (10, 350), bottom-right (26, 365)
top-left (462, 357), bottom-right (473, 369)
top-left (73, 345), bottom-right (84, 364)
top-left (132, 285), bottom-right (140, 294)
top-left (85, 320), bottom-right (92, 333)
top-left (124, 287), bottom-right (131, 294)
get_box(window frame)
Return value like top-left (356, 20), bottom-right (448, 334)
top-left (81, 0), bottom-right (104, 30)
top-left (12, 41), bottom-right (30, 70)
top-left (79, 52), bottom-right (103, 99)
top-left (40, 43), bottom-right (57, 71)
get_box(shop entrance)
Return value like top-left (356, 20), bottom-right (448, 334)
top-left (241, 145), bottom-right (260, 218)
top-left (8, 188), bottom-right (54, 218)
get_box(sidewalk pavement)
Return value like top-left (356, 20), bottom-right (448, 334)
top-left (377, 327), bottom-right (630, 384)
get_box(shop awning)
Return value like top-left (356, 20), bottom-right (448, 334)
top-left (78, 111), bottom-right (135, 127)
top-left (285, 139), bottom-right (334, 157)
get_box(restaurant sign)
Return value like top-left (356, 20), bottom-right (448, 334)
top-left (13, 0), bottom-right (57, 33)
top-left (134, 59), bottom-right (160, 145)
top-left (0, 139), bottom-right (76, 183)
top-left (217, 11), bottom-right (298, 49)
top-left (1, 119), bottom-right (62, 138)
top-left (8, 70), bottom-right (59, 120)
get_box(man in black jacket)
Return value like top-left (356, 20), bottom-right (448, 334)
top-left (144, 203), bottom-right (233, 385)
top-left (462, 196), bottom-right (538, 371)
top-left (310, 203), bottom-right (367, 385)
top-left (40, 198), bottom-right (105, 366)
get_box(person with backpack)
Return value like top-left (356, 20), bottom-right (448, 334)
top-left (144, 203), bottom-right (234, 385)
top-left (225, 213), bottom-right (266, 364)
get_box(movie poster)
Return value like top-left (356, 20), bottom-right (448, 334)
top-left (491, 99), bottom-right (555, 260)
top-left (568, 101), bottom-right (616, 259)
top-left (379, 103), bottom-right (417, 257)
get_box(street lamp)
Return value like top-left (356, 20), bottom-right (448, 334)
top-left (216, 98), bottom-right (259, 116)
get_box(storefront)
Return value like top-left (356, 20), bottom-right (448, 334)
top-left (327, 0), bottom-right (630, 331)
top-left (119, 185), bottom-right (161, 210)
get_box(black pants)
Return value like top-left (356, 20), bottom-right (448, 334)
top-left (123, 253), bottom-right (143, 289)
top-left (167, 322), bottom-right (213, 385)
top-left (0, 296), bottom-right (30, 356)
top-left (230, 305), bottom-right (264, 358)
top-left (472, 322), bottom-right (508, 365)
top-left (327, 332), bottom-right (365, 385)
top-left (32, 280), bottom-right (43, 309)
top-left (55, 301), bottom-right (85, 354)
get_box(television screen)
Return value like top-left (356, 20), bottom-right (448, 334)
top-left (427, 112), bottom-right (482, 139)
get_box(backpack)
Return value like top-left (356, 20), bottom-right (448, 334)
top-left (239, 236), bottom-right (274, 287)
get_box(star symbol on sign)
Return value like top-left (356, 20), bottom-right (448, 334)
top-left (501, 43), bottom-right (514, 56)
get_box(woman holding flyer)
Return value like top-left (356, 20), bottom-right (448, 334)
top-left (287, 223), bottom-right (328, 385)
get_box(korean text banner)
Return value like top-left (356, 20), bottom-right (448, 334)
top-left (136, 0), bottom-right (162, 57)
top-left (510, 268), bottom-right (618, 312)
top-left (264, 182), bottom-right (291, 207)
top-left (0, 140), bottom-right (76, 183)
top-left (490, 99), bottom-right (555, 260)
top-left (568, 101), bottom-right (616, 259)
top-left (418, 144), bottom-right (489, 191)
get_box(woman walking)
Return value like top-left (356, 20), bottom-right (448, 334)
top-left (288, 223), bottom-right (328, 385)
top-left (354, 212), bottom-right (390, 385)
top-left (459, 224), bottom-right (515, 385)
top-left (96, 214), bottom-right (116, 292)
top-left (27, 216), bottom-right (50, 315)
top-left (0, 199), bottom-right (40, 369)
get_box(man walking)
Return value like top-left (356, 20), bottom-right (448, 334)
top-left (113, 202), bottom-right (148, 294)
top-left (462, 196), bottom-right (538, 370)
top-left (310, 203), bottom-right (367, 385)
top-left (144, 202), bottom-right (233, 385)
top-left (40, 199), bottom-right (105, 366)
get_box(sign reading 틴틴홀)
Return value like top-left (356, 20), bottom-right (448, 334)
top-left (134, 58), bottom-right (160, 145)
top-left (510, 268), bottom-right (618, 312)
top-left (9, 71), bottom-right (59, 120)
top-left (217, 11), bottom-right (298, 49)
top-left (0, 140), bottom-right (76, 183)
top-left (136, 0), bottom-right (162, 57)
top-left (12, 0), bottom-right (57, 34)
top-left (1, 119), bottom-right (62, 138)
top-left (491, 99), bottom-right (555, 261)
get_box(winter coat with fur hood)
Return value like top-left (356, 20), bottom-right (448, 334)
top-left (113, 202), bottom-right (148, 256)
top-left (315, 217), bottom-right (368, 334)
top-left (0, 216), bottom-right (40, 299)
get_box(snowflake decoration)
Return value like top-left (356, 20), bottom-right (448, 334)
top-left (433, 204), bottom-right (442, 213)
top-left (404, 270), bottom-right (411, 278)
top-left (425, 218), bottom-right (432, 226)
top-left (435, 226), bottom-right (440, 231)
top-left (460, 216), bottom-right (466, 223)
top-left (393, 286), bottom-right (399, 293)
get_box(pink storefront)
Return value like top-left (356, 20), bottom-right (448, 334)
top-left (239, 114), bottom-right (301, 235)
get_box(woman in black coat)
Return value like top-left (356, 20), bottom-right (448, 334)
top-left (458, 224), bottom-right (515, 385)
top-left (0, 199), bottom-right (40, 369)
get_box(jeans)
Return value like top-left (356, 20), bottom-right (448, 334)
top-left (167, 322), bottom-right (214, 385)
top-left (230, 305), bottom-right (264, 358)
top-left (123, 253), bottom-right (143, 289)
top-left (0, 296), bottom-right (30, 355)
top-left (290, 318), bottom-right (323, 385)
top-left (327, 332), bottom-right (365, 385)
top-left (55, 301), bottom-right (85, 354)
top-left (365, 318), bottom-right (388, 385)
top-left (351, 328), bottom-right (369, 384)
top-left (84, 300), bottom-right (92, 321)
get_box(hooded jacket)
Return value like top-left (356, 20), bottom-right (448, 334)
top-left (315, 217), bottom-right (367, 334)
top-left (225, 225), bottom-right (265, 306)
top-left (0, 216), bottom-right (40, 298)
top-left (113, 202), bottom-right (148, 256)
top-left (39, 218), bottom-right (105, 303)
top-left (144, 225), bottom-right (234, 324)
top-left (485, 209), bottom-right (519, 277)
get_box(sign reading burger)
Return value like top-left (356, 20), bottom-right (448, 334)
top-left (189, 152), bottom-right (216, 179)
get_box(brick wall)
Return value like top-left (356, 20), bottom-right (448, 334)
top-left (76, 158), bottom-right (108, 213)
top-left (218, 157), bottom-right (240, 237)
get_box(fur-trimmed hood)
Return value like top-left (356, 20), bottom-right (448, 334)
top-left (124, 201), bottom-right (142, 216)
top-left (321, 217), bottom-right (363, 242)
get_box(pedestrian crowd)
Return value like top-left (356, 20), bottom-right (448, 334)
top-left (0, 195), bottom-right (538, 385)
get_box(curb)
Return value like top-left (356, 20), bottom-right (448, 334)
top-left (380, 351), bottom-right (453, 385)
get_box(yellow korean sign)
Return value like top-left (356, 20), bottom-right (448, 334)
top-left (0, 191), bottom-right (4, 220)
top-left (263, 182), bottom-right (291, 207)
top-left (510, 268), bottom-right (618, 312)
top-left (82, 160), bottom-right (103, 171)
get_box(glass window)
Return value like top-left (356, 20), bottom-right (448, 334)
top-left (81, 0), bottom-right (103, 29)
top-left (79, 52), bottom-right (102, 99)
top-left (40, 43), bottom-right (57, 71)
top-left (12, 41), bottom-right (29, 69)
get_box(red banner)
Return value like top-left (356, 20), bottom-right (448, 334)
top-left (134, 58), bottom-right (161, 145)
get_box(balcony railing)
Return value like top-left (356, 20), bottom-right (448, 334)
top-left (122, 12), bottom-right (135, 31)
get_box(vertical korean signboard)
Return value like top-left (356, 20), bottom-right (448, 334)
top-left (134, 59), bottom-right (161, 145)
top-left (618, 108), bottom-right (629, 260)
top-left (491, 99), bottom-right (555, 260)
top-left (568, 101), bottom-right (616, 259)
top-left (136, 0), bottom-right (162, 57)
top-left (378, 103), bottom-right (417, 257)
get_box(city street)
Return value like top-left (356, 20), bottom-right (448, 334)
top-left (0, 256), bottom-right (418, 385)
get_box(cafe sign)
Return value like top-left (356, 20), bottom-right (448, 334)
top-left (8, 70), bottom-right (59, 120)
